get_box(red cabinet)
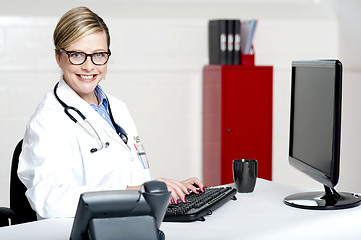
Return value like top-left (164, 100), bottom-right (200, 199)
top-left (203, 65), bottom-right (273, 186)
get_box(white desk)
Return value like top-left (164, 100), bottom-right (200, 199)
top-left (1, 179), bottom-right (360, 240)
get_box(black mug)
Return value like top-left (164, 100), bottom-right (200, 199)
top-left (233, 159), bottom-right (257, 193)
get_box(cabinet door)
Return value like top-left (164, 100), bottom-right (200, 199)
top-left (203, 66), bottom-right (223, 186)
top-left (221, 67), bottom-right (273, 184)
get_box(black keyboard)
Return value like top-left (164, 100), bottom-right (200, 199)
top-left (163, 186), bottom-right (237, 222)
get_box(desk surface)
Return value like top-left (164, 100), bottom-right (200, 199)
top-left (1, 179), bottom-right (360, 240)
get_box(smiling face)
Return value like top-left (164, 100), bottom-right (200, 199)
top-left (56, 31), bottom-right (108, 104)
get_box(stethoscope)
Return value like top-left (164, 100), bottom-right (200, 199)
top-left (53, 82), bottom-right (128, 153)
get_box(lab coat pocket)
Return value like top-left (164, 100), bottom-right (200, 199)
top-left (78, 135), bottom-right (131, 190)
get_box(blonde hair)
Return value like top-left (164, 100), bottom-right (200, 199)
top-left (53, 6), bottom-right (110, 54)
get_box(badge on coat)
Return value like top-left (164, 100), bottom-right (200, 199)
top-left (133, 136), bottom-right (150, 169)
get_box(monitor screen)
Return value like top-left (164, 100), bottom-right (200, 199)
top-left (285, 59), bottom-right (361, 210)
top-left (289, 60), bottom-right (342, 187)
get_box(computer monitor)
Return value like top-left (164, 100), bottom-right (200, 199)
top-left (284, 59), bottom-right (361, 210)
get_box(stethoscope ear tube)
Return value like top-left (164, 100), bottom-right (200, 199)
top-left (53, 82), bottom-right (67, 108)
top-left (65, 106), bottom-right (86, 123)
top-left (54, 82), bottom-right (86, 123)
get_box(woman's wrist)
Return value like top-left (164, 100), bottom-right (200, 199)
top-left (126, 185), bottom-right (141, 190)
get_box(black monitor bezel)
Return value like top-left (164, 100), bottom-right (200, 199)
top-left (288, 59), bottom-right (343, 188)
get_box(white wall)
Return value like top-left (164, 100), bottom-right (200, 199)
top-left (327, 0), bottom-right (361, 193)
top-left (1, 0), bottom-right (360, 207)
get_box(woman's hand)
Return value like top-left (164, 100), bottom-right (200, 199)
top-left (155, 177), bottom-right (205, 204)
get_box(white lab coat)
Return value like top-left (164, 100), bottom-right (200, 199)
top-left (18, 79), bottom-right (151, 219)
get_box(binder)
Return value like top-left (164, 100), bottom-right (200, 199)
top-left (226, 20), bottom-right (234, 65)
top-left (208, 20), bottom-right (227, 65)
top-left (233, 20), bottom-right (241, 65)
top-left (208, 19), bottom-right (257, 65)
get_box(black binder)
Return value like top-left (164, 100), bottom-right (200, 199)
top-left (208, 19), bottom-right (227, 65)
top-left (209, 19), bottom-right (241, 65)
top-left (226, 20), bottom-right (234, 65)
top-left (233, 20), bottom-right (241, 65)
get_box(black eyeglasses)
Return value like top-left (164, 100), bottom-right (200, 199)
top-left (59, 49), bottom-right (111, 66)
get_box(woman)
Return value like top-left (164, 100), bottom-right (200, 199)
top-left (18, 6), bottom-right (203, 219)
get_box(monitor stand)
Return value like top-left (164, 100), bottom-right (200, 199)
top-left (284, 185), bottom-right (361, 210)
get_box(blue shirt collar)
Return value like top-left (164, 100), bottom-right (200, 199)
top-left (93, 85), bottom-right (108, 109)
